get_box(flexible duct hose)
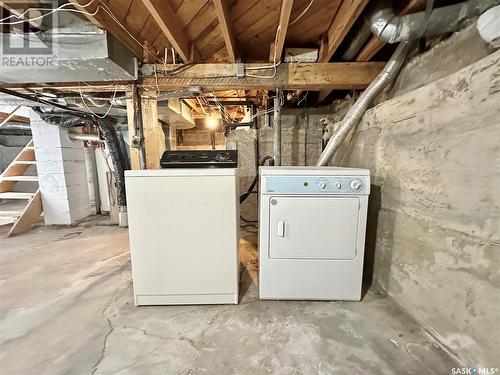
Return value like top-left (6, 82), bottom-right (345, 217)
top-left (316, 41), bottom-right (413, 166)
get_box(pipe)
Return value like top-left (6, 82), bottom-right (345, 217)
top-left (33, 107), bottom-right (130, 225)
top-left (95, 118), bottom-right (129, 227)
top-left (273, 88), bottom-right (281, 166)
top-left (68, 132), bottom-right (100, 142)
top-left (369, 0), bottom-right (500, 44)
top-left (132, 85), bottom-right (146, 169)
top-left (317, 0), bottom-right (499, 166)
top-left (0, 123), bottom-right (31, 136)
top-left (316, 41), bottom-right (413, 166)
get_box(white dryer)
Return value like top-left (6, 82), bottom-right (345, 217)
top-left (259, 167), bottom-right (370, 301)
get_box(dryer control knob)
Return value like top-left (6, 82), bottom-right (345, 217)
top-left (350, 180), bottom-right (362, 191)
top-left (318, 180), bottom-right (327, 189)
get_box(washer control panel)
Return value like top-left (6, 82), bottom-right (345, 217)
top-left (264, 175), bottom-right (368, 194)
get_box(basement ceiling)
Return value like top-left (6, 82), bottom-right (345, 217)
top-left (0, 0), bottom-right (469, 109)
top-left (65, 0), bottom-right (350, 63)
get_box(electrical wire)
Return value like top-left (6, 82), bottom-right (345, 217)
top-left (78, 84), bottom-right (118, 119)
top-left (288, 0), bottom-right (314, 26)
top-left (0, 0), bottom-right (95, 23)
top-left (196, 96), bottom-right (208, 115)
top-left (0, 0), bottom-right (97, 25)
top-left (245, 25), bottom-right (282, 79)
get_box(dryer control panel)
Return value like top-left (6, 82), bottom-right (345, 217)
top-left (264, 175), bottom-right (369, 195)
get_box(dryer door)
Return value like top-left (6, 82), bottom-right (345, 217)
top-left (268, 196), bottom-right (360, 260)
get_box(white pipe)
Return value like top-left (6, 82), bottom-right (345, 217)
top-left (370, 0), bottom-right (500, 44)
top-left (68, 132), bottom-right (100, 142)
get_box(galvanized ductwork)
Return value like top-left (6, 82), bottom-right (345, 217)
top-left (369, 0), bottom-right (500, 43)
top-left (317, 0), bottom-right (499, 166)
top-left (317, 41), bottom-right (413, 166)
top-left (0, 26), bottom-right (137, 84)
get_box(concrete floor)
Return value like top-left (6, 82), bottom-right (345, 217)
top-left (0, 223), bottom-right (458, 375)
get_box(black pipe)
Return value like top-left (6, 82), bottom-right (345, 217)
top-left (0, 124), bottom-right (32, 136)
top-left (95, 118), bottom-right (129, 207)
top-left (240, 156), bottom-right (274, 204)
top-left (33, 108), bottom-right (129, 209)
top-left (1, 89), bottom-right (130, 212)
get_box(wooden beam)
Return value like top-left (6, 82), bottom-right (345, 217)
top-left (318, 0), bottom-right (369, 63)
top-left (213, 0), bottom-right (237, 63)
top-left (183, 99), bottom-right (202, 114)
top-left (356, 38), bottom-right (385, 62)
top-left (140, 62), bottom-right (385, 91)
top-left (272, 0), bottom-right (294, 62)
top-left (316, 0), bottom-right (369, 102)
top-left (68, 0), bottom-right (143, 59)
top-left (141, 96), bottom-right (162, 169)
top-left (142, 0), bottom-right (191, 62)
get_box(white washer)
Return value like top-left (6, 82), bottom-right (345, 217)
top-left (259, 166), bottom-right (370, 301)
top-left (125, 169), bottom-right (239, 305)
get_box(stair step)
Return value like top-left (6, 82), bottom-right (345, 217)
top-left (0, 192), bottom-right (34, 200)
top-left (0, 210), bottom-right (22, 218)
top-left (14, 160), bottom-right (36, 165)
top-left (1, 176), bottom-right (38, 182)
top-left (25, 146), bottom-right (35, 150)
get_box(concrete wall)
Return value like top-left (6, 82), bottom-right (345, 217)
top-left (333, 45), bottom-right (500, 366)
top-left (227, 107), bottom-right (332, 219)
top-left (223, 23), bottom-right (499, 366)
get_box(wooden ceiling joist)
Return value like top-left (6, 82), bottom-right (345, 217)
top-left (142, 0), bottom-right (192, 62)
top-left (318, 0), bottom-right (369, 63)
top-left (271, 0), bottom-right (294, 62)
top-left (141, 62), bottom-right (385, 91)
top-left (213, 0), bottom-right (237, 62)
top-left (316, 0), bottom-right (369, 102)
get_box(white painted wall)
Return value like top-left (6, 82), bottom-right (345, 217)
top-left (30, 110), bottom-right (90, 225)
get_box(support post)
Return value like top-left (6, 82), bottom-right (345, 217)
top-left (273, 88), bottom-right (281, 166)
top-left (141, 96), bottom-right (162, 169)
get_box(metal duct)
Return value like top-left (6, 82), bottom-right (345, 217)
top-left (316, 0), bottom-right (499, 166)
top-left (369, 0), bottom-right (500, 43)
top-left (68, 132), bottom-right (100, 142)
top-left (0, 123), bottom-right (31, 136)
top-left (0, 28), bottom-right (137, 83)
top-left (316, 41), bottom-right (413, 166)
top-left (157, 99), bottom-right (195, 130)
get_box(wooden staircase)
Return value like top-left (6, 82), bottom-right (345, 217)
top-left (0, 140), bottom-right (43, 237)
